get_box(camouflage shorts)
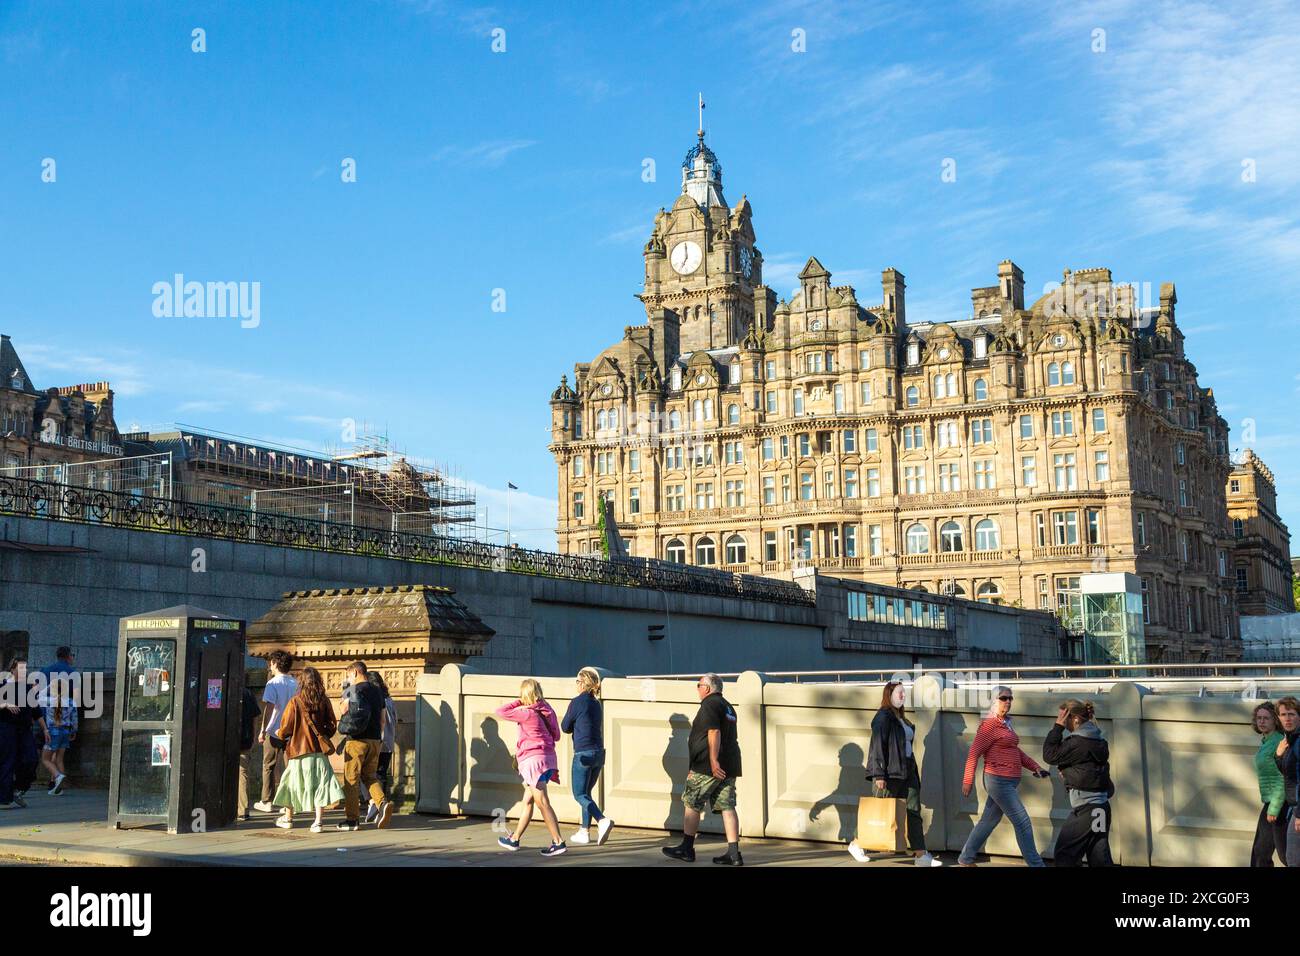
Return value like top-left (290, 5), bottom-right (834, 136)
top-left (681, 770), bottom-right (737, 813)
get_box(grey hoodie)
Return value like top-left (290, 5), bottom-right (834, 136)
top-left (1064, 721), bottom-right (1109, 808)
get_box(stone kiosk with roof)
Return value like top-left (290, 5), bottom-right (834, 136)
top-left (247, 584), bottom-right (494, 803)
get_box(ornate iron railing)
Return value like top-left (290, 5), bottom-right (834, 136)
top-left (0, 476), bottom-right (814, 607)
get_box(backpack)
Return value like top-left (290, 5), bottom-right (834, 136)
top-left (338, 681), bottom-right (374, 738)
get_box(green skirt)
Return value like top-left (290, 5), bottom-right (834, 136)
top-left (273, 753), bottom-right (345, 812)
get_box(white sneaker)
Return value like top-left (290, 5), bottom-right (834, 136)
top-left (275, 813), bottom-right (292, 830)
top-left (915, 852), bottom-right (943, 867)
top-left (253, 801), bottom-right (275, 813)
top-left (847, 842), bottom-right (871, 863)
top-left (596, 817), bottom-right (615, 845)
top-left (570, 828), bottom-right (591, 845)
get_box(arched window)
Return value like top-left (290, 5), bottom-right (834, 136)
top-left (665, 538), bottom-right (686, 563)
top-left (1048, 362), bottom-right (1061, 386)
top-left (692, 400), bottom-right (702, 421)
top-left (940, 520), bottom-right (964, 553)
top-left (976, 581), bottom-right (1002, 604)
top-left (933, 374), bottom-right (946, 398)
top-left (597, 410), bottom-right (607, 430)
top-left (974, 519), bottom-right (1000, 551)
top-left (906, 386), bottom-right (919, 407)
top-left (946, 373), bottom-right (956, 396)
top-left (725, 533), bottom-right (747, 565)
top-left (1062, 361), bottom-right (1075, 385)
top-left (695, 536), bottom-right (716, 565)
top-left (727, 403), bottom-right (740, 425)
top-left (1233, 518), bottom-right (1244, 538)
top-left (669, 410), bottom-right (682, 431)
top-left (704, 399), bottom-right (714, 420)
top-left (905, 523), bottom-right (930, 554)
top-left (609, 408), bottom-right (618, 430)
top-left (973, 378), bottom-right (988, 401)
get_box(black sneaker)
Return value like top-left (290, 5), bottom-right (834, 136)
top-left (712, 851), bottom-right (744, 866)
top-left (11, 794), bottom-right (26, 808)
top-left (336, 821), bottom-right (360, 832)
top-left (540, 842), bottom-right (567, 858)
top-left (662, 844), bottom-right (696, 863)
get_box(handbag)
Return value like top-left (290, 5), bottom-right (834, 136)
top-left (303, 708), bottom-right (336, 756)
top-left (856, 792), bottom-right (908, 852)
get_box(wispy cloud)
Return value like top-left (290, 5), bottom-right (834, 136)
top-left (427, 139), bottom-right (537, 169)
top-left (392, 0), bottom-right (499, 37)
top-left (18, 342), bottom-right (359, 415)
top-left (1024, 0), bottom-right (1300, 272)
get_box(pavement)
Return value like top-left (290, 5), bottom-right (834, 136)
top-left (0, 788), bottom-right (1016, 867)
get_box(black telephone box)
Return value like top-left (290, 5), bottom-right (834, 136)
top-left (107, 605), bottom-right (246, 833)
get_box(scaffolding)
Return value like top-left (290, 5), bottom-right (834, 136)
top-left (328, 428), bottom-right (476, 534)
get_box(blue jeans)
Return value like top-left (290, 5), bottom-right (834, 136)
top-left (959, 773), bottom-right (1044, 866)
top-left (571, 749), bottom-right (605, 827)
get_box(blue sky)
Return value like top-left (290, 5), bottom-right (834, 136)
top-left (2, 0), bottom-right (1298, 550)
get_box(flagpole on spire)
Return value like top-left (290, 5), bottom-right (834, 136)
top-left (698, 92), bottom-right (705, 140)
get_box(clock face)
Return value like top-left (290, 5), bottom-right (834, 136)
top-left (670, 240), bottom-right (703, 275)
top-left (939, 347), bottom-right (950, 360)
top-left (739, 246), bottom-right (753, 279)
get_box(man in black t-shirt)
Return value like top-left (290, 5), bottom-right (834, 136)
top-left (336, 660), bottom-right (392, 831)
top-left (662, 673), bottom-right (744, 866)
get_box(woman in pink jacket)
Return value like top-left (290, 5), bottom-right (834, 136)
top-left (495, 678), bottom-right (567, 857)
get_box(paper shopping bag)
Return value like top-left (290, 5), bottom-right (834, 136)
top-left (856, 794), bottom-right (908, 852)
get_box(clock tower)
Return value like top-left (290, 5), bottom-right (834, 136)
top-left (640, 128), bottom-right (763, 354)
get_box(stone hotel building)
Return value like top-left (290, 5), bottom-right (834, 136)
top-left (543, 130), bottom-right (1266, 661)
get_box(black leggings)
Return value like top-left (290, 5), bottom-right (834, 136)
top-left (1053, 801), bottom-right (1114, 866)
top-left (879, 757), bottom-right (926, 852)
top-left (1252, 804), bottom-right (1289, 866)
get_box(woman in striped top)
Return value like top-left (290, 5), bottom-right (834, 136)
top-left (957, 685), bottom-right (1050, 867)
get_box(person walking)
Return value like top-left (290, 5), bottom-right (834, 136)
top-left (1042, 699), bottom-right (1115, 866)
top-left (1249, 702), bottom-right (1286, 866)
top-left (253, 651), bottom-right (298, 814)
top-left (0, 658), bottom-right (45, 807)
top-left (40, 676), bottom-right (78, 797)
top-left (662, 673), bottom-right (744, 866)
top-left (337, 660), bottom-right (392, 832)
top-left (236, 685), bottom-right (261, 820)
top-left (957, 685), bottom-right (1050, 867)
top-left (363, 671), bottom-right (398, 825)
top-left (495, 678), bottom-right (567, 857)
top-left (562, 666), bottom-right (614, 846)
top-left (849, 681), bottom-right (941, 866)
top-left (270, 667), bottom-right (345, 832)
top-left (1273, 696), bottom-right (1300, 866)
